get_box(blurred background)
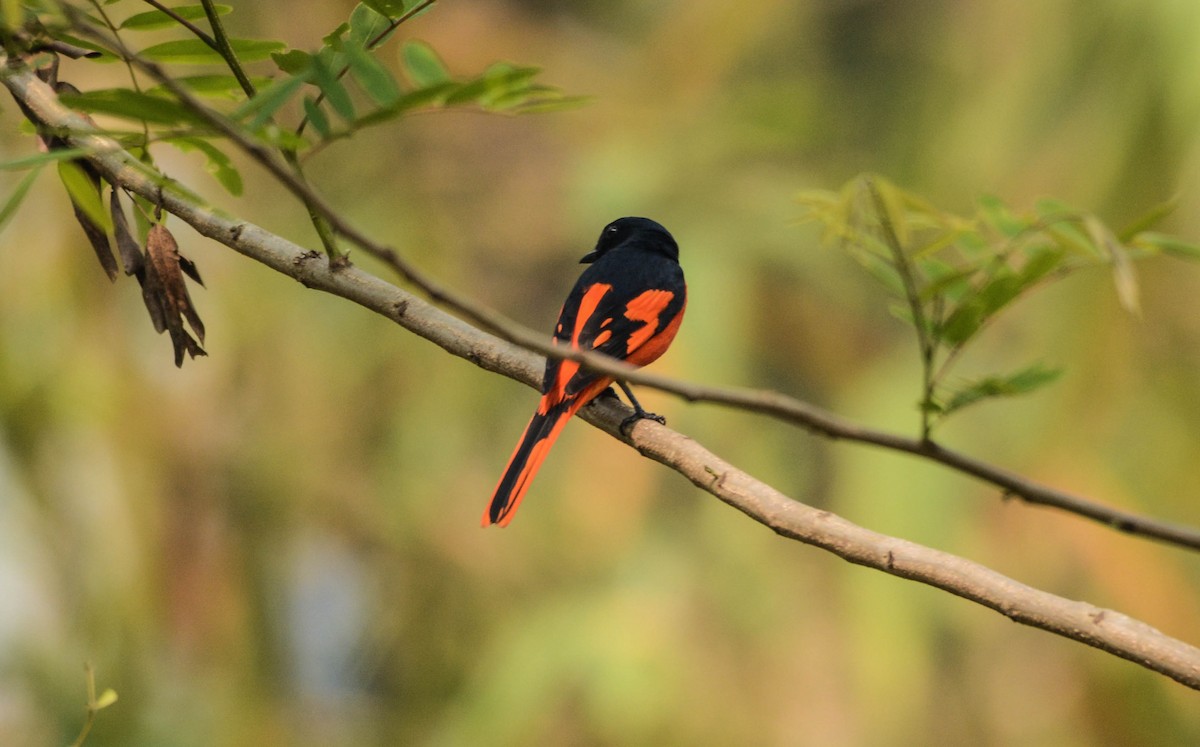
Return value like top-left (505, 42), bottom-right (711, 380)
top-left (2, 0), bottom-right (1200, 744)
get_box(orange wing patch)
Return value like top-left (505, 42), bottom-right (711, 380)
top-left (623, 289), bottom-right (675, 353)
top-left (591, 328), bottom-right (613, 348)
top-left (573, 284), bottom-right (612, 345)
top-left (551, 282), bottom-right (612, 399)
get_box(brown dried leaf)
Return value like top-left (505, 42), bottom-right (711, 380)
top-left (139, 260), bottom-right (169, 334)
top-left (178, 254), bottom-right (204, 286)
top-left (111, 191), bottom-right (169, 333)
top-left (145, 224), bottom-right (206, 366)
top-left (109, 189), bottom-right (144, 277)
top-left (63, 161), bottom-right (118, 282)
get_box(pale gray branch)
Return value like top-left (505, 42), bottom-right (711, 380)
top-left (52, 22), bottom-right (1200, 553)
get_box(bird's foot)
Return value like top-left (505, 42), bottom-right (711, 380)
top-left (620, 409), bottom-right (666, 436)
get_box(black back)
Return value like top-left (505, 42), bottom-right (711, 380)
top-left (544, 217), bottom-right (686, 396)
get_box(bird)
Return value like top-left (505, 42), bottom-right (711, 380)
top-left (483, 217), bottom-right (687, 527)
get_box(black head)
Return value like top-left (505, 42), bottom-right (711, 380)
top-left (579, 217), bottom-right (679, 264)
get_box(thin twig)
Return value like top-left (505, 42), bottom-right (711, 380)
top-left (138, 0), bottom-right (218, 50)
top-left (865, 177), bottom-right (937, 437)
top-left (6, 64), bottom-right (1198, 689)
top-left (198, 0), bottom-right (255, 98)
top-left (30, 39), bottom-right (101, 59)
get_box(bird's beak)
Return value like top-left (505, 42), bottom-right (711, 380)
top-left (578, 249), bottom-right (600, 264)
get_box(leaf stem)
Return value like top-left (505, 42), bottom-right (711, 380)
top-left (866, 176), bottom-right (937, 438)
top-left (198, 0), bottom-right (256, 98)
top-left (139, 0), bottom-right (218, 50)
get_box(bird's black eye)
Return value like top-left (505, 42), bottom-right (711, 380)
top-left (607, 225), bottom-right (619, 233)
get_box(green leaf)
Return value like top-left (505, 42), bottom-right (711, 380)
top-left (1084, 215), bottom-right (1140, 314)
top-left (362, 0), bottom-right (418, 16)
top-left (167, 137), bottom-right (243, 195)
top-left (917, 257), bottom-right (974, 302)
top-left (1035, 199), bottom-right (1098, 257)
top-left (1033, 197), bottom-right (1076, 220)
top-left (1006, 363), bottom-right (1063, 391)
top-left (482, 83), bottom-right (583, 113)
top-left (0, 147), bottom-right (96, 170)
top-left (508, 94), bottom-right (590, 114)
top-left (1046, 220), bottom-right (1098, 257)
top-left (955, 229), bottom-right (989, 257)
top-left (402, 40), bottom-right (450, 87)
top-left (869, 176), bottom-right (911, 249)
top-left (344, 42), bottom-right (400, 106)
top-left (1117, 196), bottom-right (1178, 242)
top-left (1134, 232), bottom-right (1200, 261)
top-left (0, 167), bottom-right (41, 236)
top-left (230, 74), bottom-right (308, 128)
top-left (976, 270), bottom-right (1023, 317)
top-left (302, 97), bottom-right (331, 138)
top-left (57, 160), bottom-right (113, 233)
top-left (910, 226), bottom-right (964, 260)
top-left (162, 74), bottom-right (271, 98)
top-left (1017, 245), bottom-right (1064, 285)
top-left (978, 194), bottom-right (1025, 238)
top-left (322, 22), bottom-right (349, 52)
top-left (480, 85), bottom-right (546, 111)
top-left (888, 302), bottom-right (915, 326)
top-left (272, 49), bottom-right (313, 76)
top-left (94, 688), bottom-right (119, 710)
top-left (797, 189), bottom-right (857, 246)
top-left (447, 63), bottom-right (558, 110)
top-left (446, 63), bottom-right (537, 105)
top-left (940, 363), bottom-right (1062, 416)
top-left (251, 126), bottom-right (309, 152)
top-left (59, 88), bottom-right (206, 126)
top-left (853, 247), bottom-right (905, 296)
top-left (310, 54), bottom-right (355, 122)
top-left (353, 82), bottom-right (456, 127)
top-left (349, 3), bottom-right (396, 47)
top-left (140, 38), bottom-right (285, 64)
top-left (472, 63), bottom-right (540, 91)
top-left (120, 4), bottom-right (230, 30)
top-left (937, 300), bottom-right (983, 346)
top-left (936, 265), bottom-right (1034, 347)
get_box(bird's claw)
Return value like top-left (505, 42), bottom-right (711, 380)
top-left (620, 410), bottom-right (666, 436)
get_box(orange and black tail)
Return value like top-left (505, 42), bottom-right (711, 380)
top-left (483, 398), bottom-right (579, 527)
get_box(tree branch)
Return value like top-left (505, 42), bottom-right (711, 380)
top-left (49, 26), bottom-right (1200, 555)
top-left (47, 27), bottom-right (1200, 554)
top-left (4, 63), bottom-right (1198, 690)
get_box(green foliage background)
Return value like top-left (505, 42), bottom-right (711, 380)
top-left (2, 1), bottom-right (1200, 744)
